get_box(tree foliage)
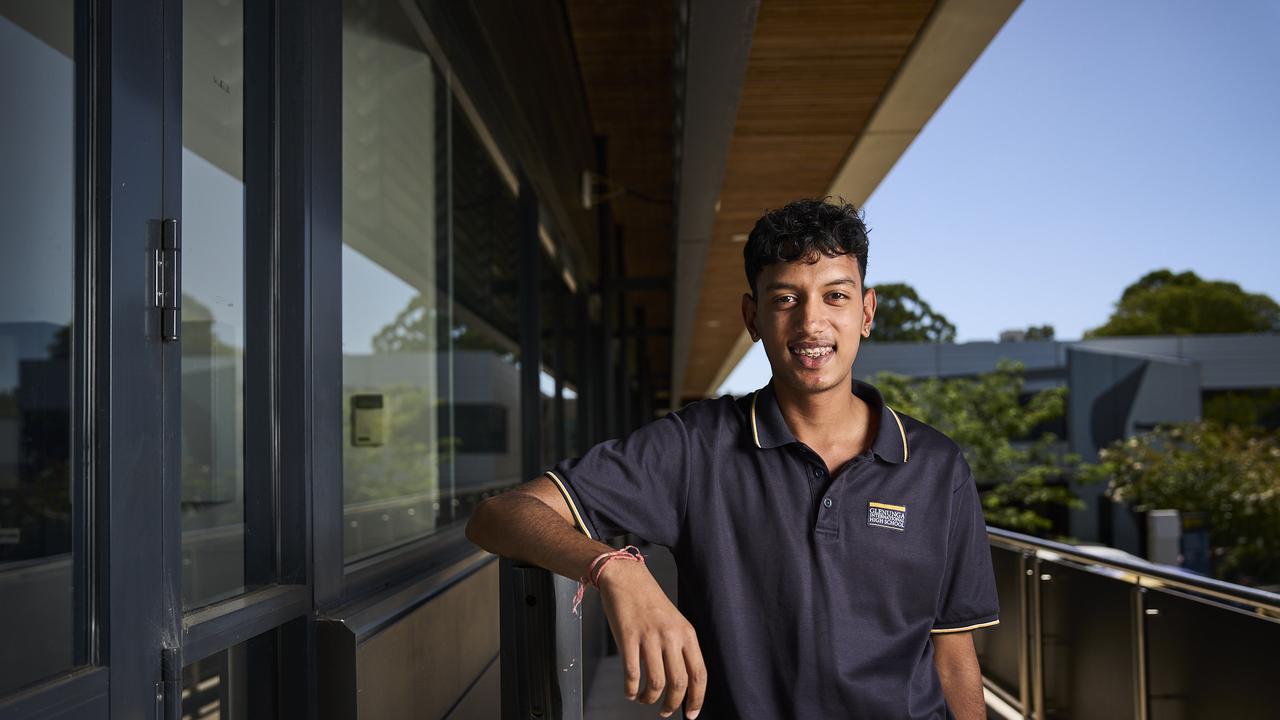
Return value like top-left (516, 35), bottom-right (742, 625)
top-left (1203, 389), bottom-right (1280, 430)
top-left (1085, 269), bottom-right (1280, 337)
top-left (869, 282), bottom-right (957, 343)
top-left (371, 293), bottom-right (515, 356)
top-left (1023, 324), bottom-right (1055, 340)
top-left (874, 361), bottom-right (1081, 534)
top-left (1081, 421), bottom-right (1280, 586)
top-left (371, 295), bottom-right (440, 354)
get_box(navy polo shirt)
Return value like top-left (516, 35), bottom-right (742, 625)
top-left (545, 379), bottom-right (999, 718)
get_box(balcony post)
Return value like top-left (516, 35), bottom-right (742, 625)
top-left (1018, 551), bottom-right (1032, 715)
top-left (1030, 557), bottom-right (1045, 720)
top-left (1131, 586), bottom-right (1149, 720)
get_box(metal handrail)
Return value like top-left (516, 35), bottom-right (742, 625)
top-left (987, 526), bottom-right (1280, 618)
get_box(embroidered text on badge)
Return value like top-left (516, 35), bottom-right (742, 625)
top-left (868, 501), bottom-right (906, 531)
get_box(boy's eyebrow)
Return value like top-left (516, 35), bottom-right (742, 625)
top-left (762, 281), bottom-right (798, 292)
top-left (763, 277), bottom-right (859, 292)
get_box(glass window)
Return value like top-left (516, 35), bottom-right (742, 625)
top-left (341, 0), bottom-right (525, 562)
top-left (560, 292), bottom-right (581, 460)
top-left (181, 629), bottom-right (277, 719)
top-left (341, 0), bottom-right (449, 562)
top-left (0, 0), bottom-right (84, 695)
top-left (181, 0), bottom-right (253, 609)
top-left (446, 94), bottom-right (523, 524)
top-left (539, 252), bottom-right (580, 468)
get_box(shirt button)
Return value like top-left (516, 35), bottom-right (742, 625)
top-left (812, 468), bottom-right (825, 478)
top-left (823, 497), bottom-right (834, 509)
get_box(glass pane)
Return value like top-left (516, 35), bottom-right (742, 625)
top-left (341, 0), bottom-right (449, 561)
top-left (448, 96), bottom-right (523, 524)
top-left (181, 0), bottom-right (249, 608)
top-left (0, 0), bottom-right (84, 695)
top-left (539, 255), bottom-right (578, 468)
top-left (181, 629), bottom-right (277, 719)
top-left (974, 546), bottom-right (1021, 697)
top-left (1039, 562), bottom-right (1137, 719)
top-left (1145, 586), bottom-right (1280, 718)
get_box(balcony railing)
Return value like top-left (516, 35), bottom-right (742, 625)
top-left (500, 529), bottom-right (1280, 719)
top-left (980, 527), bottom-right (1280, 719)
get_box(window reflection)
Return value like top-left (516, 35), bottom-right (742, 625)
top-left (0, 0), bottom-right (82, 695)
top-left (341, 0), bottom-right (449, 561)
top-left (341, 0), bottom-right (524, 561)
top-left (540, 253), bottom-right (581, 467)
top-left (181, 629), bottom-right (276, 719)
top-left (181, 0), bottom-right (250, 609)
top-left (447, 96), bottom-right (523, 523)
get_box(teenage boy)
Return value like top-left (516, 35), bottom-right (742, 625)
top-left (467, 198), bottom-right (999, 719)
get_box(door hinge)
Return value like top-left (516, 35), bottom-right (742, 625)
top-left (155, 218), bottom-right (181, 342)
top-left (159, 645), bottom-right (181, 720)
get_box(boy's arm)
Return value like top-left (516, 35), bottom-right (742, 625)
top-left (932, 631), bottom-right (985, 720)
top-left (467, 477), bottom-right (707, 719)
top-left (466, 476), bottom-right (616, 580)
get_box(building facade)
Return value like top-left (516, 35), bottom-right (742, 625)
top-left (852, 333), bottom-right (1280, 549)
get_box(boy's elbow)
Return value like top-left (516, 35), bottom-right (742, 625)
top-left (465, 496), bottom-right (495, 548)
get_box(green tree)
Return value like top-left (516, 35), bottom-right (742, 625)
top-left (874, 361), bottom-right (1081, 534)
top-left (1203, 389), bottom-right (1280, 430)
top-left (1024, 324), bottom-right (1055, 340)
top-left (1085, 269), bottom-right (1280, 337)
top-left (371, 294), bottom-right (441, 353)
top-left (371, 293), bottom-right (514, 357)
top-left (868, 282), bottom-right (956, 343)
top-left (1081, 421), bottom-right (1280, 586)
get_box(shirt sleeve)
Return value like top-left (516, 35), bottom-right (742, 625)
top-left (543, 410), bottom-right (691, 547)
top-left (932, 473), bottom-right (1001, 633)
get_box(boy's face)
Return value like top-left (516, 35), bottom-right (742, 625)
top-left (741, 253), bottom-right (876, 397)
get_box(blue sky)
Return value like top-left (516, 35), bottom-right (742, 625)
top-left (720, 0), bottom-right (1280, 396)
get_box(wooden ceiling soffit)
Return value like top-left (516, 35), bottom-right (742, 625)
top-left (680, 0), bottom-right (1021, 400)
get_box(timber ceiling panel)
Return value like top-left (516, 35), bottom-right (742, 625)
top-left (682, 0), bottom-right (936, 399)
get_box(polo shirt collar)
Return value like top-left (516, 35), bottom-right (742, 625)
top-left (749, 378), bottom-right (910, 464)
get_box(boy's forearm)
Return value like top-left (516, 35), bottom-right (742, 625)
top-left (932, 632), bottom-right (986, 720)
top-left (466, 491), bottom-right (617, 581)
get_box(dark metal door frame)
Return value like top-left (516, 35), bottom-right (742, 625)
top-left (0, 1), bottom-right (324, 717)
top-left (163, 0), bottom-right (317, 716)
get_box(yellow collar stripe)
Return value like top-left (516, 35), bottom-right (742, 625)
top-left (750, 392), bottom-right (762, 448)
top-left (886, 406), bottom-right (909, 462)
top-left (544, 470), bottom-right (593, 540)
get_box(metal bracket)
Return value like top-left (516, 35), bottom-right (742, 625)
top-left (159, 645), bottom-right (181, 720)
top-left (155, 218), bottom-right (181, 342)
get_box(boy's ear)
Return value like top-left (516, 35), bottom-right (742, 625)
top-left (862, 286), bottom-right (877, 337)
top-left (741, 292), bottom-right (759, 342)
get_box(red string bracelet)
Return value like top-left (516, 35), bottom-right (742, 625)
top-left (572, 545), bottom-right (646, 616)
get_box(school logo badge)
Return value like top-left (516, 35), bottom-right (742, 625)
top-left (867, 501), bottom-right (906, 531)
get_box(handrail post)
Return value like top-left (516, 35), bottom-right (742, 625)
top-left (1030, 556), bottom-right (1045, 720)
top-left (1132, 585), bottom-right (1149, 720)
top-left (553, 570), bottom-right (585, 717)
top-left (500, 560), bottom-right (583, 720)
top-left (1017, 551), bottom-right (1032, 717)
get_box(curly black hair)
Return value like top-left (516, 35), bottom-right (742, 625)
top-left (743, 198), bottom-right (869, 297)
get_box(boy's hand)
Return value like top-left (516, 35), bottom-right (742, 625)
top-left (598, 560), bottom-right (707, 719)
